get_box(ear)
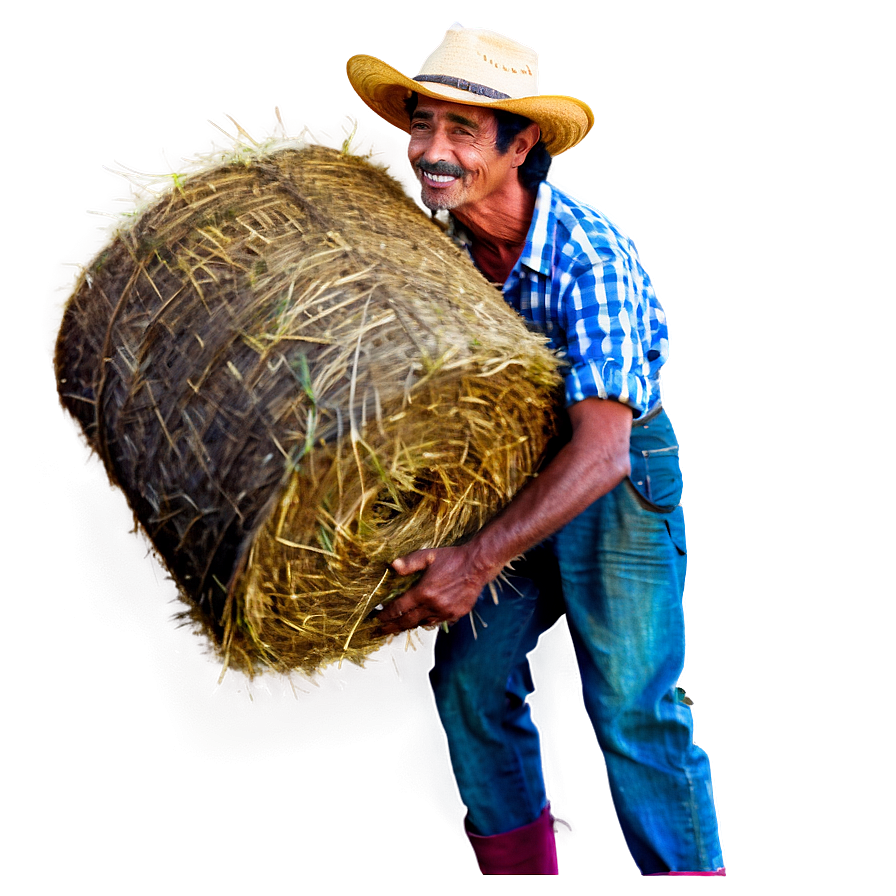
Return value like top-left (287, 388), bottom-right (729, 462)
top-left (511, 122), bottom-right (542, 168)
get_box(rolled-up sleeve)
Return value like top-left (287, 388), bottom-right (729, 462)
top-left (558, 223), bottom-right (664, 417)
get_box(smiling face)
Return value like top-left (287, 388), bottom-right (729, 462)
top-left (407, 97), bottom-right (523, 213)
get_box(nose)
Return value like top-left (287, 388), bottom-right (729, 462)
top-left (417, 123), bottom-right (454, 165)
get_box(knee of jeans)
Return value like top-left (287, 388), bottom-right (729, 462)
top-left (588, 683), bottom-right (697, 760)
top-left (430, 649), bottom-right (484, 719)
top-left (430, 666), bottom-right (499, 752)
top-left (431, 648), bottom-right (534, 736)
top-left (581, 652), bottom-right (686, 737)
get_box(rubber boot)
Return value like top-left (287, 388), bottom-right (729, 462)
top-left (466, 804), bottom-right (558, 875)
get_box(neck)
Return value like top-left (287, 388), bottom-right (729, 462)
top-left (453, 181), bottom-right (537, 285)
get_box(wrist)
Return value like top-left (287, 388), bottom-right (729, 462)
top-left (464, 530), bottom-right (510, 587)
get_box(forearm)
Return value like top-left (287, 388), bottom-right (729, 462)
top-left (463, 397), bottom-right (633, 582)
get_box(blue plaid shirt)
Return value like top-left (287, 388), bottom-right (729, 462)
top-left (500, 182), bottom-right (668, 418)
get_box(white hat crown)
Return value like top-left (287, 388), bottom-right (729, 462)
top-left (413, 26), bottom-right (540, 101)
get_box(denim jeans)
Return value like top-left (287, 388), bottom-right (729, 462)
top-left (429, 410), bottom-right (724, 874)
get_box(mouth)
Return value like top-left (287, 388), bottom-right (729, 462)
top-left (422, 172), bottom-right (457, 185)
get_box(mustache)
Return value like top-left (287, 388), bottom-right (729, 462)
top-left (416, 159), bottom-right (466, 178)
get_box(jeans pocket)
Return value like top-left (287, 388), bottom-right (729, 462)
top-left (629, 444), bottom-right (683, 512)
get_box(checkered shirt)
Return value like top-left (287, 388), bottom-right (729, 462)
top-left (501, 181), bottom-right (668, 417)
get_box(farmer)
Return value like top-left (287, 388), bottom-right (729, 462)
top-left (347, 26), bottom-right (724, 876)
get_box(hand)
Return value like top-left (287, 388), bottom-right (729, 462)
top-left (374, 544), bottom-right (492, 636)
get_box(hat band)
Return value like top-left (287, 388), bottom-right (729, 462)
top-left (413, 74), bottom-right (511, 101)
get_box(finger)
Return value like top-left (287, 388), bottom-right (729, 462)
top-left (375, 593), bottom-right (416, 623)
top-left (391, 548), bottom-right (436, 577)
top-left (377, 603), bottom-right (438, 635)
top-left (374, 568), bottom-right (431, 623)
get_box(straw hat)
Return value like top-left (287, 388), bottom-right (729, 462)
top-left (347, 25), bottom-right (594, 156)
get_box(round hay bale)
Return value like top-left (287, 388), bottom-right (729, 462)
top-left (55, 142), bottom-right (562, 677)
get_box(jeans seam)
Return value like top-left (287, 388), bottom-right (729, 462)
top-left (684, 769), bottom-right (709, 870)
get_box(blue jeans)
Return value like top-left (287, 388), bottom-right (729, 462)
top-left (429, 410), bottom-right (723, 874)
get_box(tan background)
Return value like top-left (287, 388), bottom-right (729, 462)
top-left (5, 2), bottom-right (891, 892)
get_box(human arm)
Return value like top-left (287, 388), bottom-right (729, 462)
top-left (374, 396), bottom-right (632, 634)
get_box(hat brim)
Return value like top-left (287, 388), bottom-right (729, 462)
top-left (347, 54), bottom-right (593, 156)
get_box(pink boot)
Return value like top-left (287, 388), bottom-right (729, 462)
top-left (466, 805), bottom-right (558, 875)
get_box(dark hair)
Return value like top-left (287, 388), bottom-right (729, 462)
top-left (493, 109), bottom-right (552, 191)
top-left (404, 93), bottom-right (552, 192)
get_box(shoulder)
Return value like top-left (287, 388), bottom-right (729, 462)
top-left (536, 183), bottom-right (639, 277)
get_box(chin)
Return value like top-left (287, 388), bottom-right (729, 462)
top-left (421, 193), bottom-right (456, 212)
top-left (421, 184), bottom-right (472, 213)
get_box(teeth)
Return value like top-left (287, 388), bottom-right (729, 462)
top-left (425, 173), bottom-right (456, 183)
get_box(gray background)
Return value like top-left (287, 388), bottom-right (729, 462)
top-left (5, 2), bottom-right (890, 891)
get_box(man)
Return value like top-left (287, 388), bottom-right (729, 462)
top-left (347, 26), bottom-right (724, 876)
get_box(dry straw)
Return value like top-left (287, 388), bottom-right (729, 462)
top-left (55, 139), bottom-right (562, 677)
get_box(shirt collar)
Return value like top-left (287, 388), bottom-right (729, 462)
top-left (517, 181), bottom-right (555, 276)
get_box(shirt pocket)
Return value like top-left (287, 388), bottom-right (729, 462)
top-left (628, 441), bottom-right (683, 512)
